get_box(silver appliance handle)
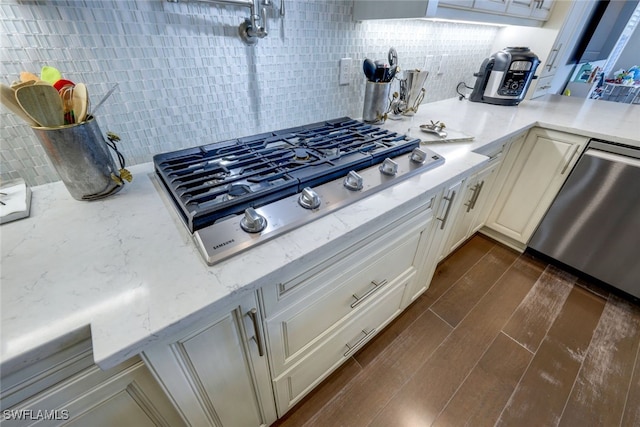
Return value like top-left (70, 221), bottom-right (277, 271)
top-left (585, 148), bottom-right (640, 168)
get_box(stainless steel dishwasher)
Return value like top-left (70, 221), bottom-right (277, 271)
top-left (528, 139), bottom-right (640, 298)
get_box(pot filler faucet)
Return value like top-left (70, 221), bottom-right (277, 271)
top-left (166, 0), bottom-right (284, 45)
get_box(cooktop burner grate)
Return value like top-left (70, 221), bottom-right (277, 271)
top-left (154, 117), bottom-right (422, 232)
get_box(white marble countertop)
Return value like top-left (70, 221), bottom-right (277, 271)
top-left (1, 95), bottom-right (638, 372)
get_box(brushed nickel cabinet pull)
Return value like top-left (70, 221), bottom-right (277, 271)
top-left (546, 43), bottom-right (562, 71)
top-left (470, 180), bottom-right (485, 210)
top-left (465, 183), bottom-right (481, 212)
top-left (343, 328), bottom-right (376, 357)
top-left (351, 279), bottom-right (388, 308)
top-left (248, 308), bottom-right (265, 357)
top-left (437, 190), bottom-right (456, 229)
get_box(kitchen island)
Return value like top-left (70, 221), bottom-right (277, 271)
top-left (1, 95), bottom-right (638, 423)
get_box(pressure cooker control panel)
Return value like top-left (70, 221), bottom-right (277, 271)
top-left (498, 60), bottom-right (533, 97)
top-left (498, 72), bottom-right (529, 96)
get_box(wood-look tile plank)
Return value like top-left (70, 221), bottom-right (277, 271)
top-left (502, 265), bottom-right (576, 352)
top-left (272, 358), bottom-right (362, 427)
top-left (432, 332), bottom-right (533, 427)
top-left (369, 253), bottom-right (546, 427)
top-left (430, 244), bottom-right (519, 327)
top-left (496, 286), bottom-right (606, 427)
top-left (560, 294), bottom-right (640, 426)
top-left (575, 276), bottom-right (610, 300)
top-left (426, 234), bottom-right (496, 302)
top-left (308, 310), bottom-right (452, 427)
top-left (622, 334), bottom-right (640, 427)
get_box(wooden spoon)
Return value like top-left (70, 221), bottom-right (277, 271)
top-left (0, 83), bottom-right (40, 126)
top-left (72, 83), bottom-right (89, 123)
top-left (15, 84), bottom-right (64, 127)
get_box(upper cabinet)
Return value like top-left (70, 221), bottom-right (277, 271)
top-left (353, 0), bottom-right (437, 20)
top-left (353, 0), bottom-right (555, 26)
top-left (506, 0), bottom-right (554, 19)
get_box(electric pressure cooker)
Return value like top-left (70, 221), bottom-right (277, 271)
top-left (469, 47), bottom-right (540, 106)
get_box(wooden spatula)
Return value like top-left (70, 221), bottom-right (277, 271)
top-left (72, 83), bottom-right (89, 123)
top-left (15, 84), bottom-right (64, 127)
top-left (0, 83), bottom-right (40, 126)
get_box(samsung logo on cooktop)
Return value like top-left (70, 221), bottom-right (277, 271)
top-left (213, 239), bottom-right (235, 250)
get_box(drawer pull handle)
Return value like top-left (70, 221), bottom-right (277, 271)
top-left (248, 308), bottom-right (265, 357)
top-left (470, 180), bottom-right (485, 211)
top-left (465, 183), bottom-right (481, 212)
top-left (344, 328), bottom-right (376, 357)
top-left (437, 190), bottom-right (456, 229)
top-left (351, 279), bottom-right (388, 308)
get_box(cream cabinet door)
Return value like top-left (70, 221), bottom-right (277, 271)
top-left (485, 128), bottom-right (588, 249)
top-left (432, 178), bottom-right (466, 264)
top-left (143, 293), bottom-right (277, 427)
top-left (506, 0), bottom-right (553, 19)
top-left (443, 156), bottom-right (503, 256)
top-left (474, 0), bottom-right (509, 13)
top-left (3, 361), bottom-right (186, 427)
top-left (352, 0), bottom-right (434, 20)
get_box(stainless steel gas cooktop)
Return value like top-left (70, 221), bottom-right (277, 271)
top-left (154, 117), bottom-right (444, 265)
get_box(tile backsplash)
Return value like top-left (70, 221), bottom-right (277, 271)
top-left (1, 0), bottom-right (499, 186)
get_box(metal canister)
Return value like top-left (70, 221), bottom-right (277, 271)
top-left (362, 81), bottom-right (391, 124)
top-left (31, 118), bottom-right (123, 201)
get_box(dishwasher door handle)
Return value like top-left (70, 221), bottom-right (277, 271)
top-left (585, 149), bottom-right (640, 168)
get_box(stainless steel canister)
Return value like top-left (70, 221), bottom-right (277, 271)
top-left (400, 69), bottom-right (428, 115)
top-left (362, 81), bottom-right (391, 124)
top-left (31, 118), bottom-right (123, 201)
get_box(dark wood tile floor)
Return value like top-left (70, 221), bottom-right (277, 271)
top-left (272, 234), bottom-right (640, 427)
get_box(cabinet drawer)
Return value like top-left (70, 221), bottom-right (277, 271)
top-left (261, 204), bottom-right (433, 317)
top-left (272, 271), bottom-right (412, 414)
top-left (265, 232), bottom-right (421, 376)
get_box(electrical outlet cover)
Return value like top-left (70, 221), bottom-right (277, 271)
top-left (339, 58), bottom-right (351, 85)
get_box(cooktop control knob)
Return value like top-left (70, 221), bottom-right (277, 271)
top-left (379, 158), bottom-right (398, 176)
top-left (298, 187), bottom-right (321, 209)
top-left (410, 147), bottom-right (428, 164)
top-left (240, 207), bottom-right (267, 233)
top-left (343, 170), bottom-right (363, 191)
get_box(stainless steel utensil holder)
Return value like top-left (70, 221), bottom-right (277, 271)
top-left (32, 118), bottom-right (124, 201)
top-left (363, 81), bottom-right (391, 124)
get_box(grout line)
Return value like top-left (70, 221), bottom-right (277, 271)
top-left (499, 263), bottom-right (572, 356)
top-left (365, 312), bottom-right (459, 426)
top-left (428, 307), bottom-right (455, 330)
top-left (494, 332), bottom-right (539, 426)
top-left (618, 299), bottom-right (640, 427)
top-left (433, 332), bottom-right (503, 425)
top-left (435, 247), bottom-right (520, 333)
top-left (351, 355), bottom-right (364, 370)
top-left (556, 290), bottom-right (609, 426)
top-left (500, 330), bottom-right (534, 355)
top-left (428, 239), bottom-right (498, 308)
